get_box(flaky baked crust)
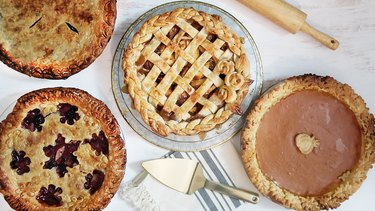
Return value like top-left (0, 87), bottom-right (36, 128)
top-left (241, 74), bottom-right (375, 210)
top-left (0, 88), bottom-right (126, 210)
top-left (0, 0), bottom-right (116, 79)
top-left (122, 8), bottom-right (251, 136)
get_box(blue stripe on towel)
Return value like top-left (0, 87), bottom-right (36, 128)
top-left (200, 150), bottom-right (242, 208)
top-left (191, 152), bottom-right (224, 211)
top-left (173, 151), bottom-right (218, 211)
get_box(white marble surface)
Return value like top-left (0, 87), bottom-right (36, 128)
top-left (0, 0), bottom-right (374, 210)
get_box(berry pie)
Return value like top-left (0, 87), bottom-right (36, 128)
top-left (0, 88), bottom-right (126, 210)
top-left (0, 0), bottom-right (116, 79)
top-left (122, 8), bottom-right (251, 136)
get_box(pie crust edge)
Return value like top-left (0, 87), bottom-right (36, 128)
top-left (241, 74), bottom-right (375, 210)
top-left (0, 87), bottom-right (126, 210)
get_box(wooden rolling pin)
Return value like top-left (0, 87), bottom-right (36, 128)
top-left (239, 0), bottom-right (339, 50)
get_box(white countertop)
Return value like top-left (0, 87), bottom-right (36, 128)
top-left (0, 0), bottom-right (374, 210)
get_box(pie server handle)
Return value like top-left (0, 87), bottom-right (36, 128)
top-left (204, 179), bottom-right (260, 204)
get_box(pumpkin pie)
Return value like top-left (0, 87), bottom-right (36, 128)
top-left (241, 74), bottom-right (375, 210)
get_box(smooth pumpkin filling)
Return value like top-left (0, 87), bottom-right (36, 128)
top-left (256, 90), bottom-right (361, 196)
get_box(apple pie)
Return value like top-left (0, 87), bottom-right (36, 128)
top-left (122, 8), bottom-right (251, 136)
top-left (0, 0), bottom-right (116, 79)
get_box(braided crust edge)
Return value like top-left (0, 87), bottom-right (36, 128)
top-left (0, 0), bottom-right (116, 79)
top-left (123, 7), bottom-right (250, 136)
top-left (0, 87), bottom-right (126, 210)
top-left (241, 74), bottom-right (375, 210)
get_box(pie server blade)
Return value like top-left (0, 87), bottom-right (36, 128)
top-left (142, 158), bottom-right (259, 204)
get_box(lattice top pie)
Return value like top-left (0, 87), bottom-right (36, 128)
top-left (122, 8), bottom-right (251, 136)
top-left (0, 88), bottom-right (125, 210)
top-left (0, 0), bottom-right (116, 79)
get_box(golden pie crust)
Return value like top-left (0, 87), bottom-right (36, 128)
top-left (241, 74), bottom-right (375, 210)
top-left (122, 8), bottom-right (251, 136)
top-left (0, 0), bottom-right (116, 79)
top-left (0, 88), bottom-right (126, 210)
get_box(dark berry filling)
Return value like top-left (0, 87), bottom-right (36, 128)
top-left (84, 170), bottom-right (105, 194)
top-left (21, 108), bottom-right (45, 132)
top-left (57, 103), bottom-right (80, 125)
top-left (43, 134), bottom-right (81, 177)
top-left (36, 184), bottom-right (63, 206)
top-left (83, 131), bottom-right (109, 156)
top-left (10, 150), bottom-right (31, 175)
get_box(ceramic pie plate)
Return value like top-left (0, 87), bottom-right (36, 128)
top-left (112, 1), bottom-right (263, 151)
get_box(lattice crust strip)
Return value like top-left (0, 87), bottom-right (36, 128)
top-left (123, 8), bottom-right (251, 136)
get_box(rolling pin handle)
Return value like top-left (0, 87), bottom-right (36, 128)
top-left (300, 22), bottom-right (339, 50)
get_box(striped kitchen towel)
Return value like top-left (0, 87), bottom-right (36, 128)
top-left (120, 140), bottom-right (255, 211)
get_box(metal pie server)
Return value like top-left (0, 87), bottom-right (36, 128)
top-left (142, 158), bottom-right (259, 204)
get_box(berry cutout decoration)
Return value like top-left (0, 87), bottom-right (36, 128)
top-left (21, 108), bottom-right (45, 132)
top-left (84, 169), bottom-right (105, 194)
top-left (43, 134), bottom-right (81, 177)
top-left (57, 103), bottom-right (80, 125)
top-left (10, 150), bottom-right (31, 175)
top-left (83, 131), bottom-right (109, 156)
top-left (36, 184), bottom-right (63, 206)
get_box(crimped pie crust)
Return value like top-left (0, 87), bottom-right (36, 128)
top-left (0, 0), bottom-right (116, 79)
top-left (0, 88), bottom-right (126, 210)
top-left (241, 74), bottom-right (375, 210)
top-left (122, 7), bottom-right (251, 136)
